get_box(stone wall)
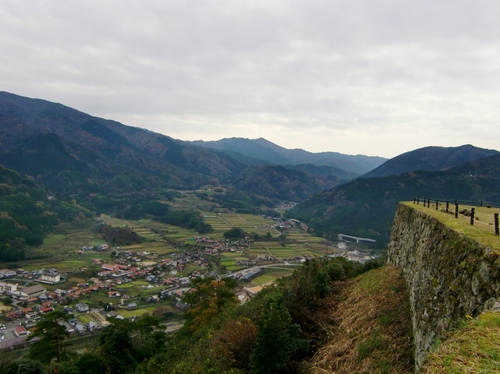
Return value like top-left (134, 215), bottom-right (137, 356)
top-left (387, 203), bottom-right (500, 372)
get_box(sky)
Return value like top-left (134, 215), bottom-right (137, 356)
top-left (1, 0), bottom-right (500, 158)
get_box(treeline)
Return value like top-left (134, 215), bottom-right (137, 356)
top-left (92, 193), bottom-right (213, 234)
top-left (1, 257), bottom-right (382, 374)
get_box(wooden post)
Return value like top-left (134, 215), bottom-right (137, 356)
top-left (495, 213), bottom-right (499, 236)
top-left (455, 202), bottom-right (459, 218)
top-left (436, 200), bottom-right (439, 210)
top-left (480, 200), bottom-right (483, 207)
top-left (417, 197), bottom-right (420, 205)
top-left (446, 201), bottom-right (449, 213)
top-left (428, 198), bottom-right (431, 208)
top-left (423, 198), bottom-right (426, 206)
top-left (470, 208), bottom-right (475, 225)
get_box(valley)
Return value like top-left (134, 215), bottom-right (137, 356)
top-left (0, 92), bottom-right (499, 373)
top-left (0, 190), bottom-right (379, 355)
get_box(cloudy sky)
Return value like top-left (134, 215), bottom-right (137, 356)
top-left (1, 1), bottom-right (500, 158)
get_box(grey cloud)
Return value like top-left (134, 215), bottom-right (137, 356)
top-left (1, 0), bottom-right (500, 157)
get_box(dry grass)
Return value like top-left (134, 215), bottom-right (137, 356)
top-left (421, 311), bottom-right (500, 373)
top-left (304, 265), bottom-right (413, 374)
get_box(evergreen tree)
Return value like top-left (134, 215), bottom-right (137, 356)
top-left (250, 292), bottom-right (309, 374)
top-left (28, 311), bottom-right (71, 363)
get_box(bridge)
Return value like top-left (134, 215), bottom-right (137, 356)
top-left (338, 234), bottom-right (376, 243)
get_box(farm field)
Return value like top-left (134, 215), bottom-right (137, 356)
top-left (248, 267), bottom-right (295, 286)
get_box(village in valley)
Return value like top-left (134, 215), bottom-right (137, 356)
top-left (0, 203), bottom-right (379, 350)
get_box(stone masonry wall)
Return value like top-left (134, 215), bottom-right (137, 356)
top-left (387, 203), bottom-right (500, 372)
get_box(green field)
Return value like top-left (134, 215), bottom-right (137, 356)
top-left (117, 306), bottom-right (158, 318)
top-left (249, 268), bottom-right (294, 286)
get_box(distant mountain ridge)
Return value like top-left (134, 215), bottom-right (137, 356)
top-left (191, 137), bottom-right (387, 176)
top-left (362, 145), bottom-right (499, 178)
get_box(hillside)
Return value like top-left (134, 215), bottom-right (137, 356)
top-left (305, 265), bottom-right (413, 373)
top-left (288, 154), bottom-right (500, 247)
top-left (0, 164), bottom-right (93, 262)
top-left (362, 144), bottom-right (499, 178)
top-left (0, 91), bottom-right (245, 190)
top-left (232, 165), bottom-right (344, 202)
top-left (191, 137), bottom-right (387, 175)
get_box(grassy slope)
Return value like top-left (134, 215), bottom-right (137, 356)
top-left (421, 311), bottom-right (500, 373)
top-left (304, 265), bottom-right (414, 374)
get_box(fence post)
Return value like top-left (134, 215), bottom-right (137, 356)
top-left (495, 213), bottom-right (499, 236)
top-left (436, 200), bottom-right (439, 210)
top-left (480, 200), bottom-right (483, 207)
top-left (455, 202), bottom-right (459, 218)
top-left (428, 198), bottom-right (431, 208)
top-left (417, 197), bottom-right (420, 205)
top-left (470, 208), bottom-right (475, 225)
top-left (446, 201), bottom-right (449, 213)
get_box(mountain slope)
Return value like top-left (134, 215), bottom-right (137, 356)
top-left (362, 145), bottom-right (499, 178)
top-left (0, 91), bottom-right (245, 187)
top-left (288, 154), bottom-right (500, 247)
top-left (192, 137), bottom-right (387, 175)
top-left (232, 165), bottom-right (344, 202)
top-left (0, 164), bottom-right (93, 261)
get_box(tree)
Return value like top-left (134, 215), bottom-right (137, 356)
top-left (75, 352), bottom-right (106, 374)
top-left (0, 358), bottom-right (45, 374)
top-left (184, 277), bottom-right (239, 331)
top-left (250, 292), bottom-right (309, 374)
top-left (97, 322), bottom-right (136, 374)
top-left (223, 227), bottom-right (245, 240)
top-left (28, 311), bottom-right (71, 363)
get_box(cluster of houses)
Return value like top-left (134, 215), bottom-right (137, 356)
top-left (77, 244), bottom-right (110, 253)
top-left (0, 269), bottom-right (17, 279)
top-left (0, 268), bottom-right (61, 285)
top-left (195, 236), bottom-right (251, 254)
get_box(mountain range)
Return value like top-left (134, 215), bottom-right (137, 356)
top-left (0, 91), bottom-right (382, 202)
top-left (1, 91), bottom-right (500, 251)
top-left (190, 137), bottom-right (385, 175)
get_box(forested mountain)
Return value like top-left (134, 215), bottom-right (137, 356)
top-left (362, 144), bottom-right (499, 178)
top-left (232, 165), bottom-right (344, 202)
top-left (0, 91), bottom-right (245, 190)
top-left (288, 154), bottom-right (500, 247)
top-left (191, 137), bottom-right (387, 175)
top-left (0, 92), bottom-right (372, 201)
top-left (0, 164), bottom-right (93, 261)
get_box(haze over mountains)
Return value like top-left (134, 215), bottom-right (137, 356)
top-left (191, 137), bottom-right (385, 175)
top-left (1, 91), bottom-right (499, 251)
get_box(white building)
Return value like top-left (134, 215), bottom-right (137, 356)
top-left (0, 281), bottom-right (18, 295)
